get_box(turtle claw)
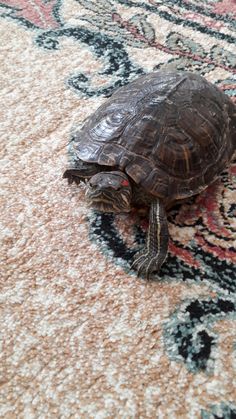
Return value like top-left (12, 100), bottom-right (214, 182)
top-left (131, 250), bottom-right (162, 279)
top-left (63, 169), bottom-right (85, 185)
top-left (131, 250), bottom-right (152, 279)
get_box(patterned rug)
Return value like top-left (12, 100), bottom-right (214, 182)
top-left (1, 1), bottom-right (236, 417)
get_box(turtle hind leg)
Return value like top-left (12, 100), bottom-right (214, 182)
top-left (63, 158), bottom-right (102, 185)
top-left (131, 198), bottom-right (169, 279)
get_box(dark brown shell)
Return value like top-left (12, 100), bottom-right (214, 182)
top-left (72, 71), bottom-right (236, 201)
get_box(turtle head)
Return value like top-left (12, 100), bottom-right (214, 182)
top-left (86, 171), bottom-right (132, 213)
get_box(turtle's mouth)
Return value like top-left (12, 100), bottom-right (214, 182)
top-left (86, 189), bottom-right (131, 213)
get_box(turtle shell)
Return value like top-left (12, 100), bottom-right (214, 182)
top-left (72, 71), bottom-right (236, 201)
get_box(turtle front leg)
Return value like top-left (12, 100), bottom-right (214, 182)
top-left (63, 158), bottom-right (102, 185)
top-left (132, 198), bottom-right (169, 278)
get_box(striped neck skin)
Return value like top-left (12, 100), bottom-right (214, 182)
top-left (85, 171), bottom-right (132, 213)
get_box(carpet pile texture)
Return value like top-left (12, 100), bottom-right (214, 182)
top-left (1, 0), bottom-right (236, 417)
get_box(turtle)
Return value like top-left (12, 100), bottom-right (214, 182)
top-left (63, 71), bottom-right (236, 277)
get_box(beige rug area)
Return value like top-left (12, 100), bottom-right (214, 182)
top-left (1, 0), bottom-right (236, 417)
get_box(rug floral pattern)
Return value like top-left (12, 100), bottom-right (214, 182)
top-left (0, 0), bottom-right (235, 417)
